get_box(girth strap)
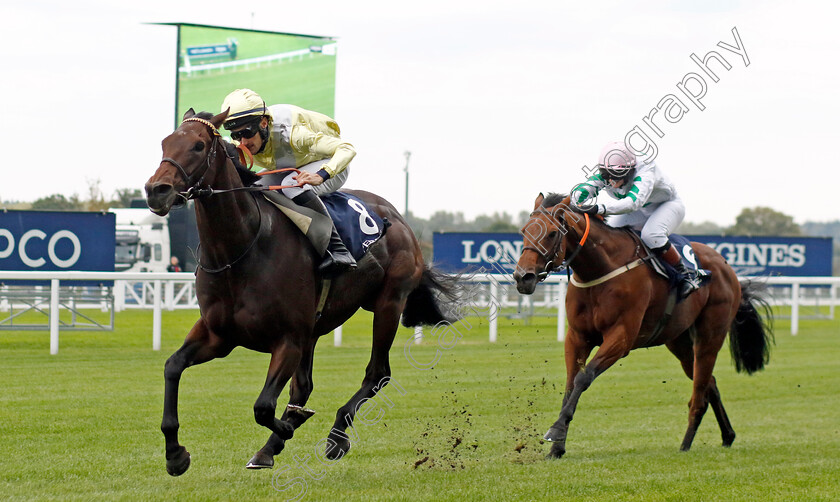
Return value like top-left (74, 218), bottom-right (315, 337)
top-left (315, 279), bottom-right (332, 321)
top-left (644, 287), bottom-right (679, 348)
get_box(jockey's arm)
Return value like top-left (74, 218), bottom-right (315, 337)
top-left (571, 174), bottom-right (606, 206)
top-left (292, 128), bottom-right (356, 180)
top-left (600, 173), bottom-right (655, 215)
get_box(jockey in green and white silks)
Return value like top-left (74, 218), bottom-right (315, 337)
top-left (571, 141), bottom-right (702, 298)
top-left (220, 88), bottom-right (358, 276)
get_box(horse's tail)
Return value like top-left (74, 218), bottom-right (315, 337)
top-left (401, 265), bottom-right (462, 327)
top-left (729, 280), bottom-right (775, 374)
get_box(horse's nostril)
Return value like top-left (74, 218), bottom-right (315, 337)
top-left (147, 183), bottom-right (173, 200)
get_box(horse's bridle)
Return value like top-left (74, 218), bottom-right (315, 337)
top-left (158, 117), bottom-right (263, 274)
top-left (160, 117), bottom-right (306, 202)
top-left (521, 208), bottom-right (591, 282)
top-left (159, 117), bottom-right (224, 201)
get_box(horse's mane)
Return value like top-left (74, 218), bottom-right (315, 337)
top-left (193, 111), bottom-right (261, 186)
top-left (541, 191), bottom-right (628, 235)
top-left (541, 192), bottom-right (569, 208)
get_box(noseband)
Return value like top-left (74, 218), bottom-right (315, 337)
top-left (159, 117), bottom-right (222, 200)
top-left (522, 209), bottom-right (591, 281)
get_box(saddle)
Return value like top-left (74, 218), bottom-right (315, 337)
top-left (637, 233), bottom-right (712, 290)
top-left (260, 190), bottom-right (387, 261)
top-left (626, 231), bottom-right (712, 346)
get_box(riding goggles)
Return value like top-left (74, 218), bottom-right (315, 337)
top-left (597, 164), bottom-right (634, 181)
top-left (230, 124), bottom-right (260, 141)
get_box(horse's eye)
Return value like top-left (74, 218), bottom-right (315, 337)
top-left (193, 141), bottom-right (205, 152)
top-left (548, 231), bottom-right (558, 240)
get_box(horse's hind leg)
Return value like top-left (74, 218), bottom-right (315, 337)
top-left (670, 323), bottom-right (729, 451)
top-left (161, 319), bottom-right (233, 476)
top-left (666, 332), bottom-right (734, 448)
top-left (326, 296), bottom-right (404, 460)
top-left (707, 378), bottom-right (735, 446)
top-left (248, 340), bottom-right (317, 469)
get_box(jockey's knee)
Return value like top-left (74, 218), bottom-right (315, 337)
top-left (282, 184), bottom-right (310, 200)
top-left (641, 230), bottom-right (668, 250)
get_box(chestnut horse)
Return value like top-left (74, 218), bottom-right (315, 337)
top-left (146, 110), bottom-right (458, 475)
top-left (513, 193), bottom-right (772, 458)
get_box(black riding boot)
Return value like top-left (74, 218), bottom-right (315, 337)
top-left (656, 244), bottom-right (701, 299)
top-left (296, 192), bottom-right (357, 276)
top-left (672, 259), bottom-right (702, 299)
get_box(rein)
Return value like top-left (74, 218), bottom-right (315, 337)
top-left (160, 117), bottom-right (303, 274)
top-left (522, 210), bottom-right (591, 281)
top-left (160, 118), bottom-right (221, 195)
top-left (523, 205), bottom-right (648, 288)
top-left (195, 192), bottom-right (264, 274)
top-left (160, 117), bottom-right (305, 201)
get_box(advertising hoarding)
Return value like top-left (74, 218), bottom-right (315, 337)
top-left (432, 232), bottom-right (833, 277)
top-left (0, 211), bottom-right (116, 282)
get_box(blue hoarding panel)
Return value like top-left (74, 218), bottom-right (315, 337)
top-left (433, 232), bottom-right (523, 275)
top-left (0, 211), bottom-right (115, 283)
top-left (432, 232), bottom-right (833, 277)
top-left (685, 235), bottom-right (832, 277)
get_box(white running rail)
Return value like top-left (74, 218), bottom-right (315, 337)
top-left (0, 272), bottom-right (836, 353)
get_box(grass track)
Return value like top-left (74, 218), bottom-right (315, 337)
top-left (0, 308), bottom-right (838, 501)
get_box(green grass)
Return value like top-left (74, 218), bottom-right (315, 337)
top-left (0, 308), bottom-right (838, 501)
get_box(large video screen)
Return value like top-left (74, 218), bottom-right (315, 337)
top-left (175, 24), bottom-right (336, 126)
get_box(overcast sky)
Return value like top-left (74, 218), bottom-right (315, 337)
top-left (1, 0), bottom-right (837, 226)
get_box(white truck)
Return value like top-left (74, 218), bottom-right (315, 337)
top-left (111, 201), bottom-right (199, 273)
top-left (111, 208), bottom-right (170, 273)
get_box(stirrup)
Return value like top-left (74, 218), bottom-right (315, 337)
top-left (319, 250), bottom-right (357, 276)
top-left (679, 275), bottom-right (701, 298)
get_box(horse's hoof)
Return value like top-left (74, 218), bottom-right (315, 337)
top-left (286, 404), bottom-right (316, 424)
top-left (546, 443), bottom-right (566, 459)
top-left (543, 427), bottom-right (562, 442)
top-left (722, 432), bottom-right (736, 447)
top-left (246, 451), bottom-right (274, 469)
top-left (166, 446), bottom-right (191, 476)
top-left (325, 432), bottom-right (351, 461)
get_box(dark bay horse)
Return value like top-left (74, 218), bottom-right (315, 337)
top-left (145, 109), bottom-right (458, 475)
top-left (513, 193), bottom-right (772, 459)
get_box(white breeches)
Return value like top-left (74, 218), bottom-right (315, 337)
top-left (279, 159), bottom-right (349, 199)
top-left (606, 198), bottom-right (685, 249)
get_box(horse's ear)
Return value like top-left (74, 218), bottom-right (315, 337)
top-left (534, 193), bottom-right (545, 210)
top-left (212, 108), bottom-right (230, 129)
top-left (183, 108), bottom-right (196, 120)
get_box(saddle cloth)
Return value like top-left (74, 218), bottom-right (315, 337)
top-left (645, 233), bottom-right (712, 289)
top-left (321, 192), bottom-right (386, 260)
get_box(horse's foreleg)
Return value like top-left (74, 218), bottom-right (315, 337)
top-left (161, 319), bottom-right (232, 476)
top-left (252, 342), bottom-right (303, 455)
top-left (326, 297), bottom-right (403, 460)
top-left (545, 330), bottom-right (626, 459)
top-left (248, 340), bottom-right (317, 469)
